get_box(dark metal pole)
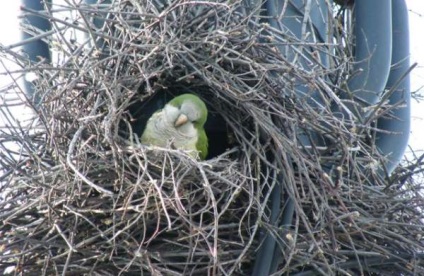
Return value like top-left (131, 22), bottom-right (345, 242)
top-left (376, 0), bottom-right (411, 174)
top-left (20, 0), bottom-right (52, 104)
top-left (347, 0), bottom-right (392, 106)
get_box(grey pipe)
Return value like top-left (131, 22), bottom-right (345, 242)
top-left (375, 0), bottom-right (411, 174)
top-left (347, 0), bottom-right (392, 106)
top-left (20, 0), bottom-right (52, 104)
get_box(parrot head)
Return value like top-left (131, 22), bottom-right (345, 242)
top-left (141, 93), bottom-right (208, 160)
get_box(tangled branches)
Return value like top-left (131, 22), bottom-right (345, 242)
top-left (0, 0), bottom-right (423, 275)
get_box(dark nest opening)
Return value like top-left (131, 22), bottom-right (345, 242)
top-left (1, 0), bottom-right (424, 275)
top-left (124, 85), bottom-right (231, 159)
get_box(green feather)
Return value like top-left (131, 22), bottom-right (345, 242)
top-left (168, 94), bottom-right (208, 126)
top-left (197, 128), bottom-right (208, 160)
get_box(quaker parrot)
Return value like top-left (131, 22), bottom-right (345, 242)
top-left (141, 94), bottom-right (208, 160)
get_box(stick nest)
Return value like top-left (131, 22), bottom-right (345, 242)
top-left (1, 0), bottom-right (424, 275)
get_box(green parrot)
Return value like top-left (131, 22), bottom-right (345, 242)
top-left (141, 94), bottom-right (208, 160)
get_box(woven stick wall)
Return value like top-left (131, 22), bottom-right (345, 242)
top-left (1, 0), bottom-right (423, 275)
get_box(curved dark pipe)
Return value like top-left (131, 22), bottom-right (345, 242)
top-left (269, 195), bottom-right (295, 272)
top-left (83, 0), bottom-right (111, 53)
top-left (253, 0), bottom-right (329, 274)
top-left (376, 0), bottom-right (410, 174)
top-left (264, 0), bottom-right (329, 108)
top-left (264, 0), bottom-right (332, 150)
top-left (251, 179), bottom-right (282, 276)
top-left (347, 0), bottom-right (392, 106)
top-left (20, 0), bottom-right (52, 105)
top-left (281, 0), bottom-right (409, 274)
top-left (331, 0), bottom-right (392, 121)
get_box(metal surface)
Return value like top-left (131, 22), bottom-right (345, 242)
top-left (20, 0), bottom-right (52, 104)
top-left (376, 0), bottom-right (411, 174)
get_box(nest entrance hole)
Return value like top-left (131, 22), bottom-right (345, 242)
top-left (123, 85), bottom-right (231, 159)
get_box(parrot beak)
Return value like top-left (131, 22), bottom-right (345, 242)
top-left (174, 114), bottom-right (188, 127)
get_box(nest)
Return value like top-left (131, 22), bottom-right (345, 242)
top-left (1, 0), bottom-right (424, 275)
